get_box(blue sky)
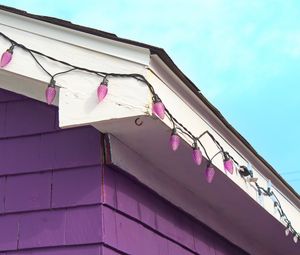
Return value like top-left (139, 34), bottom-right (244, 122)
top-left (1, 0), bottom-right (299, 193)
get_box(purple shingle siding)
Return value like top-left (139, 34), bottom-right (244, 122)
top-left (6, 245), bottom-right (101, 255)
top-left (65, 206), bottom-right (102, 245)
top-left (52, 166), bottom-right (101, 208)
top-left (0, 88), bottom-right (103, 254)
top-left (102, 166), bottom-right (249, 255)
top-left (5, 172), bottom-right (52, 212)
top-left (0, 214), bottom-right (19, 250)
top-left (0, 88), bottom-right (248, 255)
top-left (4, 100), bottom-right (57, 137)
top-left (0, 177), bottom-right (5, 213)
top-left (18, 210), bottom-right (66, 249)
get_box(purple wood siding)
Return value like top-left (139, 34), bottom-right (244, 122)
top-left (0, 88), bottom-right (248, 255)
top-left (102, 166), bottom-right (249, 255)
top-left (0, 88), bottom-right (103, 254)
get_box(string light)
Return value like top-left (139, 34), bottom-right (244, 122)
top-left (0, 31), bottom-right (298, 244)
top-left (293, 234), bottom-right (298, 244)
top-left (285, 223), bottom-right (291, 237)
top-left (0, 45), bottom-right (14, 67)
top-left (205, 163), bottom-right (215, 183)
top-left (170, 128), bottom-right (180, 151)
top-left (239, 165), bottom-right (252, 177)
top-left (45, 78), bottom-right (57, 105)
top-left (223, 152), bottom-right (234, 174)
top-left (152, 94), bottom-right (165, 119)
top-left (97, 77), bottom-right (108, 102)
top-left (192, 142), bottom-right (202, 166)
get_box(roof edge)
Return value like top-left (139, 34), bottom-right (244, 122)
top-left (0, 4), bottom-right (298, 200)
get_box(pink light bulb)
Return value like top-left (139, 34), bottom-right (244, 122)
top-left (152, 95), bottom-right (165, 119)
top-left (192, 145), bottom-right (202, 165)
top-left (293, 235), bottom-right (298, 244)
top-left (45, 79), bottom-right (56, 105)
top-left (285, 227), bottom-right (290, 237)
top-left (170, 129), bottom-right (180, 151)
top-left (223, 153), bottom-right (234, 174)
top-left (224, 159), bottom-right (233, 172)
top-left (0, 46), bottom-right (14, 68)
top-left (205, 165), bottom-right (215, 183)
top-left (97, 79), bottom-right (108, 102)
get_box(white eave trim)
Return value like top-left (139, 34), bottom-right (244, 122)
top-left (149, 54), bottom-right (300, 208)
top-left (0, 9), bottom-right (150, 65)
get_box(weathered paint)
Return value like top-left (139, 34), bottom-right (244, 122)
top-left (0, 88), bottom-right (248, 254)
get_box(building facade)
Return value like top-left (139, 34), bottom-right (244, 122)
top-left (0, 5), bottom-right (299, 255)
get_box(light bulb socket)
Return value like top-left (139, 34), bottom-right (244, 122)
top-left (152, 94), bottom-right (161, 103)
top-left (293, 234), bottom-right (299, 243)
top-left (223, 152), bottom-right (230, 161)
top-left (7, 45), bottom-right (14, 54)
top-left (192, 142), bottom-right (199, 150)
top-left (48, 78), bottom-right (56, 88)
top-left (171, 128), bottom-right (178, 136)
top-left (101, 77), bottom-right (108, 86)
top-left (239, 166), bottom-right (251, 177)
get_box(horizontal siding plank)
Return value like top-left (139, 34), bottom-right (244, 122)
top-left (0, 127), bottom-right (101, 176)
top-left (0, 214), bottom-right (19, 251)
top-left (0, 104), bottom-right (6, 137)
top-left (3, 100), bottom-right (57, 138)
top-left (65, 206), bottom-right (102, 245)
top-left (0, 135), bottom-right (42, 175)
top-left (6, 245), bottom-right (101, 255)
top-left (101, 246), bottom-right (123, 255)
top-left (103, 167), bottom-right (156, 229)
top-left (114, 207), bottom-right (146, 255)
top-left (115, 173), bottom-right (140, 220)
top-left (167, 240), bottom-right (195, 255)
top-left (193, 226), bottom-right (215, 255)
top-left (5, 172), bottom-right (51, 213)
top-left (0, 177), bottom-right (5, 213)
top-left (40, 127), bottom-right (102, 171)
top-left (102, 206), bottom-right (117, 249)
top-left (18, 210), bottom-right (66, 249)
top-left (15, 205), bottom-right (103, 250)
top-left (52, 166), bottom-right (101, 208)
top-left (102, 167), bottom-right (116, 207)
top-left (0, 89), bottom-right (24, 103)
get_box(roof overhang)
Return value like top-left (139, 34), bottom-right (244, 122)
top-left (0, 4), bottom-right (298, 201)
top-left (0, 6), bottom-right (299, 255)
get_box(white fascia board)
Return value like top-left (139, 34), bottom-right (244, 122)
top-left (148, 56), bottom-right (300, 232)
top-left (0, 10), bottom-right (150, 65)
top-left (0, 13), bottom-right (151, 125)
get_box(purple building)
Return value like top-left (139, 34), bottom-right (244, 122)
top-left (0, 5), bottom-right (299, 255)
